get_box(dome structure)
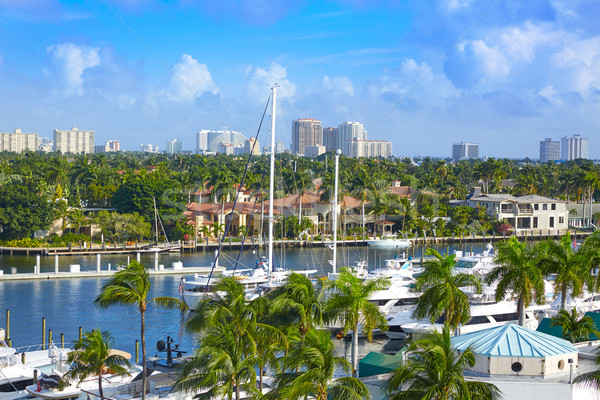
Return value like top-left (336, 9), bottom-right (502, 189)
top-left (451, 324), bottom-right (577, 377)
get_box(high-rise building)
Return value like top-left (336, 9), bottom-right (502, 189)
top-left (452, 142), bottom-right (479, 160)
top-left (39, 137), bottom-right (52, 153)
top-left (275, 141), bottom-right (286, 154)
top-left (244, 137), bottom-right (260, 155)
top-left (0, 129), bottom-right (39, 153)
top-left (338, 121), bottom-right (367, 156)
top-left (53, 126), bottom-right (94, 154)
top-left (561, 135), bottom-right (589, 160)
top-left (167, 138), bottom-right (183, 154)
top-left (539, 138), bottom-right (560, 162)
top-left (140, 144), bottom-right (160, 153)
top-left (348, 140), bottom-right (392, 158)
top-left (323, 127), bottom-right (339, 152)
top-left (105, 140), bottom-right (120, 152)
top-left (292, 118), bottom-right (323, 155)
top-left (196, 130), bottom-right (248, 154)
top-left (304, 145), bottom-right (326, 158)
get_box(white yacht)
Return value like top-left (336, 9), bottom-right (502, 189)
top-left (453, 243), bottom-right (497, 277)
top-left (387, 300), bottom-right (549, 339)
top-left (366, 233), bottom-right (411, 249)
top-left (0, 344), bottom-right (70, 400)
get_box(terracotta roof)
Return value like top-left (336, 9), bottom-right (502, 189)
top-left (389, 186), bottom-right (415, 197)
top-left (187, 201), bottom-right (278, 215)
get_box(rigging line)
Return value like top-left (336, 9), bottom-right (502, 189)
top-left (99, 0), bottom-right (229, 127)
top-left (233, 166), bottom-right (268, 271)
top-left (368, 0), bottom-right (504, 133)
top-left (203, 92), bottom-right (272, 290)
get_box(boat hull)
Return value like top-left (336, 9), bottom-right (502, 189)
top-left (366, 239), bottom-right (411, 248)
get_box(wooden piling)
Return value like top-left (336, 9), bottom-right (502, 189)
top-left (42, 318), bottom-right (46, 350)
top-left (48, 329), bottom-right (52, 346)
top-left (135, 340), bottom-right (139, 363)
top-left (5, 309), bottom-right (9, 340)
top-left (79, 326), bottom-right (82, 341)
top-left (61, 333), bottom-right (64, 348)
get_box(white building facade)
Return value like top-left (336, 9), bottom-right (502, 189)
top-left (0, 129), bottom-right (39, 152)
top-left (348, 140), bottom-right (392, 158)
top-left (53, 126), bottom-right (94, 154)
top-left (540, 138), bottom-right (560, 162)
top-left (452, 142), bottom-right (479, 160)
top-left (338, 121), bottom-right (367, 156)
top-left (561, 134), bottom-right (589, 160)
top-left (467, 194), bottom-right (568, 233)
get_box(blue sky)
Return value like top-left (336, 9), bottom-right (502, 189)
top-left (1, 0), bottom-right (599, 158)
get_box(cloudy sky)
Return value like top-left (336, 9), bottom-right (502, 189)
top-left (1, 0), bottom-right (599, 158)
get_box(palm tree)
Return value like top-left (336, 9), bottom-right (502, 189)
top-left (487, 237), bottom-right (546, 326)
top-left (183, 277), bottom-right (286, 397)
top-left (349, 166), bottom-right (371, 236)
top-left (573, 352), bottom-right (600, 389)
top-left (270, 328), bottom-right (371, 400)
top-left (323, 267), bottom-right (389, 377)
top-left (268, 273), bottom-right (325, 337)
top-left (95, 261), bottom-right (187, 400)
top-left (63, 329), bottom-right (131, 400)
top-left (412, 248), bottom-right (482, 330)
top-left (550, 308), bottom-right (599, 343)
top-left (386, 325), bottom-right (501, 400)
top-left (539, 232), bottom-right (589, 310)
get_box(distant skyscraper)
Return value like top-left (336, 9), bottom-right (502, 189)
top-left (140, 144), bottom-right (159, 153)
top-left (167, 138), bottom-right (183, 154)
top-left (292, 118), bottom-right (323, 155)
top-left (323, 127), bottom-right (339, 152)
top-left (338, 121), bottom-right (367, 156)
top-left (244, 137), bottom-right (260, 155)
top-left (304, 145), bottom-right (326, 158)
top-left (539, 138), bottom-right (560, 162)
top-left (561, 135), bottom-right (589, 160)
top-left (196, 130), bottom-right (248, 154)
top-left (0, 129), bottom-right (39, 153)
top-left (348, 140), bottom-right (392, 158)
top-left (452, 142), bottom-right (479, 160)
top-left (53, 126), bottom-right (94, 154)
top-left (275, 141), bottom-right (286, 154)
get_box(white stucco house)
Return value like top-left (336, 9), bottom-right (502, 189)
top-left (467, 193), bottom-right (568, 234)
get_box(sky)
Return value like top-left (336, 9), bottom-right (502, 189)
top-left (0, 0), bottom-right (599, 158)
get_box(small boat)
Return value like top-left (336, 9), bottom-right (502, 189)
top-left (0, 343), bottom-right (70, 400)
top-left (366, 233), bottom-right (411, 248)
top-left (453, 243), bottom-right (497, 277)
top-left (139, 198), bottom-right (181, 253)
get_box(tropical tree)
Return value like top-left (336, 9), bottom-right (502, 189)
top-left (183, 277), bottom-right (286, 398)
top-left (323, 268), bottom-right (389, 377)
top-left (550, 308), bottom-right (599, 343)
top-left (386, 325), bottom-right (501, 400)
top-left (268, 273), bottom-right (325, 337)
top-left (63, 329), bottom-right (131, 400)
top-left (539, 232), bottom-right (590, 310)
top-left (487, 237), bottom-right (546, 326)
top-left (95, 261), bottom-right (187, 400)
top-left (269, 328), bottom-right (371, 400)
top-left (413, 248), bottom-right (482, 330)
top-left (573, 352), bottom-right (600, 390)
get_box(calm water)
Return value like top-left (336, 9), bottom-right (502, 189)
top-left (0, 242), bottom-right (488, 358)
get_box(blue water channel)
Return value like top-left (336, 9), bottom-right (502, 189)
top-left (0, 242), bottom-right (488, 359)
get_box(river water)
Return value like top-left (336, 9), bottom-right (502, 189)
top-left (0, 242), bottom-right (489, 360)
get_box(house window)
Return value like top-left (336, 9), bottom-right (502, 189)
top-left (543, 204), bottom-right (548, 210)
top-left (533, 217), bottom-right (538, 228)
top-left (549, 216), bottom-right (555, 228)
top-left (534, 204), bottom-right (539, 210)
top-left (559, 216), bottom-right (564, 224)
top-left (551, 204), bottom-right (556, 210)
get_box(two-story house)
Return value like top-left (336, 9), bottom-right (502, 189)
top-left (467, 194), bottom-right (568, 234)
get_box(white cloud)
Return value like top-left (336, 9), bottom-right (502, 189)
top-left (322, 76), bottom-right (354, 96)
top-left (165, 54), bottom-right (218, 102)
top-left (550, 37), bottom-right (600, 97)
top-left (244, 62), bottom-right (296, 102)
top-left (47, 42), bottom-right (100, 96)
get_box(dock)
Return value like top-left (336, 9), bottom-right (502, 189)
top-left (0, 266), bottom-right (226, 282)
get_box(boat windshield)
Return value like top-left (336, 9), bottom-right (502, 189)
top-left (455, 260), bottom-right (477, 269)
top-left (0, 353), bottom-right (18, 368)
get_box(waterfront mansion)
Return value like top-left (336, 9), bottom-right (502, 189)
top-left (467, 193), bottom-right (568, 234)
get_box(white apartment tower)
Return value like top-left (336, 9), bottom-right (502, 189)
top-left (539, 138), bottom-right (560, 162)
top-left (338, 121), bottom-right (367, 156)
top-left (292, 118), bottom-right (323, 155)
top-left (53, 126), bottom-right (94, 154)
top-left (0, 129), bottom-right (39, 152)
top-left (348, 140), bottom-right (392, 158)
top-left (452, 142), bottom-right (479, 160)
top-left (196, 130), bottom-right (248, 154)
top-left (561, 135), bottom-right (589, 160)
top-left (167, 138), bottom-right (183, 154)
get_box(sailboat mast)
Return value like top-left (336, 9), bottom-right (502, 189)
top-left (332, 149), bottom-right (340, 274)
top-left (153, 197), bottom-right (159, 245)
top-left (268, 85), bottom-right (278, 273)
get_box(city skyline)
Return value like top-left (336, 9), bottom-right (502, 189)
top-left (0, 1), bottom-right (599, 157)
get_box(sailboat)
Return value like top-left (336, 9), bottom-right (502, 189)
top-left (180, 85), bottom-right (316, 310)
top-left (139, 197), bottom-right (181, 253)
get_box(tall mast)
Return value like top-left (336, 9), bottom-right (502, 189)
top-left (332, 149), bottom-right (340, 274)
top-left (153, 197), bottom-right (159, 245)
top-left (268, 85), bottom-right (278, 274)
